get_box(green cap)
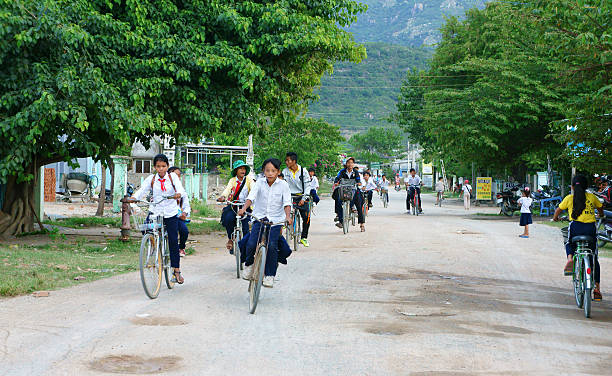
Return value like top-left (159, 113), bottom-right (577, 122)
top-left (231, 160), bottom-right (251, 177)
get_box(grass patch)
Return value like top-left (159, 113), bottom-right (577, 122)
top-left (191, 199), bottom-right (221, 218)
top-left (0, 238), bottom-right (139, 296)
top-left (318, 180), bottom-right (333, 195)
top-left (475, 212), bottom-right (502, 216)
top-left (188, 219), bottom-right (224, 235)
top-left (43, 216), bottom-right (121, 228)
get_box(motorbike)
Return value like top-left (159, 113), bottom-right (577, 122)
top-left (496, 183), bottom-right (522, 216)
top-left (594, 188), bottom-right (612, 248)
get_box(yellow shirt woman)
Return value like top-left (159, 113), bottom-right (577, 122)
top-left (558, 192), bottom-right (603, 223)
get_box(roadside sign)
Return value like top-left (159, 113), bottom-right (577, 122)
top-left (422, 162), bottom-right (433, 174)
top-left (476, 177), bottom-right (492, 200)
top-left (370, 162), bottom-right (381, 170)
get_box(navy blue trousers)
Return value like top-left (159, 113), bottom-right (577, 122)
top-left (310, 188), bottom-right (320, 204)
top-left (566, 221), bottom-right (600, 283)
top-left (178, 219), bottom-right (189, 249)
top-left (245, 221), bottom-right (284, 276)
top-left (164, 216), bottom-right (180, 268)
top-left (221, 205), bottom-right (250, 239)
top-left (335, 192), bottom-right (365, 224)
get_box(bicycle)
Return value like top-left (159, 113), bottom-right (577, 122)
top-left (560, 219), bottom-right (597, 318)
top-left (217, 201), bottom-right (248, 278)
top-left (129, 196), bottom-right (177, 299)
top-left (287, 194), bottom-right (310, 251)
top-left (359, 189), bottom-right (369, 217)
top-left (407, 185), bottom-right (420, 216)
top-left (436, 191), bottom-right (444, 207)
top-left (244, 213), bottom-right (286, 314)
top-left (338, 179), bottom-right (356, 234)
top-left (380, 188), bottom-right (389, 208)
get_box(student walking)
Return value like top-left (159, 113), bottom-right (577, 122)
top-left (517, 188), bottom-right (533, 238)
top-left (462, 180), bottom-right (472, 210)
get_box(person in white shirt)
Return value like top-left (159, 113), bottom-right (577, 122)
top-left (169, 167), bottom-right (191, 257)
top-left (238, 158), bottom-right (293, 288)
top-left (308, 167), bottom-right (320, 204)
top-left (282, 152), bottom-right (313, 247)
top-left (132, 154), bottom-right (187, 284)
top-left (361, 171), bottom-right (377, 208)
top-left (517, 188), bottom-right (533, 238)
top-left (435, 177), bottom-right (445, 205)
top-left (462, 179), bottom-right (472, 210)
top-left (404, 168), bottom-right (422, 213)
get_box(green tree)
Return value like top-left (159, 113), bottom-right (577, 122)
top-left (349, 126), bottom-right (405, 165)
top-left (394, 2), bottom-right (567, 179)
top-left (528, 0), bottom-right (611, 171)
top-left (254, 116), bottom-right (343, 177)
top-left (0, 0), bottom-right (366, 235)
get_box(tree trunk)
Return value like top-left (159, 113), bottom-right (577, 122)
top-left (0, 175), bottom-right (35, 236)
top-left (95, 164), bottom-right (107, 216)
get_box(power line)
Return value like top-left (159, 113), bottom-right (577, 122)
top-left (317, 83), bottom-right (472, 89)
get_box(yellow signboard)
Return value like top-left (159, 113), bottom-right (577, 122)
top-left (476, 177), bottom-right (492, 200)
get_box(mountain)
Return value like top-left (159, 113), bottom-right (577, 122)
top-left (348, 0), bottom-right (486, 47)
top-left (308, 42), bottom-right (430, 135)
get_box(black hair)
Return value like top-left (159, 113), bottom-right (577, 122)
top-left (279, 172), bottom-right (284, 178)
top-left (571, 175), bottom-right (588, 220)
top-left (285, 152), bottom-right (298, 162)
top-left (308, 167), bottom-right (315, 173)
top-left (153, 154), bottom-right (169, 166)
top-left (382, 174), bottom-right (386, 178)
top-left (410, 168), bottom-right (415, 173)
top-left (438, 177), bottom-right (443, 180)
top-left (168, 166), bottom-right (180, 173)
top-left (262, 158), bottom-right (281, 171)
top-left (353, 166), bottom-right (359, 171)
top-left (364, 171), bottom-right (371, 176)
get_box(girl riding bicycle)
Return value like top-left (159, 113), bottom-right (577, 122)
top-left (553, 175), bottom-right (604, 301)
top-left (238, 158), bottom-right (293, 288)
top-left (132, 154), bottom-right (187, 284)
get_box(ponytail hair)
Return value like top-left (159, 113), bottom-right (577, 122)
top-left (571, 175), bottom-right (588, 220)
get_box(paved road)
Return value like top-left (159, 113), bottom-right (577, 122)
top-left (2, 191), bottom-right (612, 375)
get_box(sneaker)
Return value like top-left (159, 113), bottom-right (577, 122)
top-left (263, 276), bottom-right (274, 288)
top-left (300, 238), bottom-right (310, 247)
top-left (242, 265), bottom-right (254, 280)
top-left (335, 222), bottom-right (343, 228)
top-left (594, 290), bottom-right (602, 301)
top-left (179, 249), bottom-right (186, 257)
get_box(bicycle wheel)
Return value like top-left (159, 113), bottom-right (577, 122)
top-left (342, 201), bottom-right (349, 234)
top-left (583, 257), bottom-right (592, 318)
top-left (139, 233), bottom-right (162, 299)
top-left (573, 256), bottom-right (584, 308)
top-left (502, 201), bottom-right (513, 216)
top-left (249, 245), bottom-right (267, 314)
top-left (233, 229), bottom-right (241, 279)
top-left (293, 214), bottom-right (300, 251)
top-left (596, 221), bottom-right (606, 248)
top-left (383, 192), bottom-right (388, 208)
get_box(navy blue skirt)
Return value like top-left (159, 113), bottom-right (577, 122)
top-left (519, 213), bottom-right (532, 226)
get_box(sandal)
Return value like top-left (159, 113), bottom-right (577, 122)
top-left (172, 270), bottom-right (184, 284)
top-left (360, 224), bottom-right (365, 232)
top-left (563, 260), bottom-right (574, 276)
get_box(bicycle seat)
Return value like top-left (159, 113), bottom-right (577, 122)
top-left (571, 235), bottom-right (595, 243)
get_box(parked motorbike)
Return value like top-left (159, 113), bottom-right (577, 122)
top-left (496, 183), bottom-right (522, 216)
top-left (594, 188), bottom-right (612, 248)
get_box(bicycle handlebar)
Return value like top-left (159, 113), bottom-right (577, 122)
top-left (243, 212), bottom-right (286, 226)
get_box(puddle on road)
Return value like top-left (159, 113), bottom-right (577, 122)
top-left (492, 325), bottom-right (534, 335)
top-left (89, 355), bottom-right (181, 374)
top-left (130, 315), bottom-right (188, 326)
top-left (364, 324), bottom-right (407, 336)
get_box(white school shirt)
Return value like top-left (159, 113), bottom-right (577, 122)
top-left (405, 175), bottom-right (421, 186)
top-left (180, 196), bottom-right (191, 217)
top-left (462, 184), bottom-right (472, 195)
top-left (361, 179), bottom-right (377, 191)
top-left (379, 179), bottom-right (390, 189)
top-left (311, 176), bottom-right (320, 190)
top-left (247, 177), bottom-right (292, 224)
top-left (134, 172), bottom-right (187, 218)
top-left (517, 197), bottom-right (533, 214)
top-left (435, 181), bottom-right (445, 192)
top-left (282, 165), bottom-right (313, 195)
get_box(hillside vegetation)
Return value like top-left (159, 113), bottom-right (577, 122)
top-left (348, 0), bottom-right (485, 46)
top-left (308, 43), bottom-right (430, 134)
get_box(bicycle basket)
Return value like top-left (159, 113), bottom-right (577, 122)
top-left (339, 179), bottom-right (355, 201)
top-left (131, 202), bottom-right (156, 232)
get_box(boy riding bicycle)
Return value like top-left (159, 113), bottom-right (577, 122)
top-left (405, 168), bottom-right (422, 213)
top-left (282, 152), bottom-right (313, 247)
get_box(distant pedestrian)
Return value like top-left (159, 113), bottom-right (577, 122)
top-left (308, 167), bottom-right (320, 204)
top-left (517, 188), bottom-right (533, 238)
top-left (462, 180), bottom-right (472, 210)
